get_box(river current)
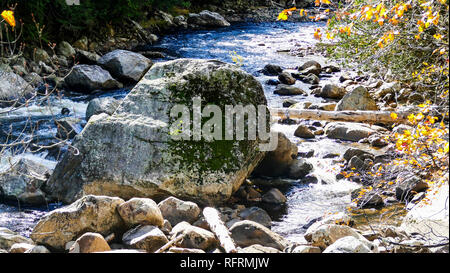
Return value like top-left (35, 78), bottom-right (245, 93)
top-left (1, 22), bottom-right (369, 242)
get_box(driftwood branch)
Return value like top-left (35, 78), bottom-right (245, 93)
top-left (154, 234), bottom-right (184, 253)
top-left (203, 207), bottom-right (237, 253)
top-left (270, 108), bottom-right (412, 125)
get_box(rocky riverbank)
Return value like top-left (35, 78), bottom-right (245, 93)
top-left (1, 2), bottom-right (448, 254)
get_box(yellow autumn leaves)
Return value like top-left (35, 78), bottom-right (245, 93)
top-left (1, 10), bottom-right (15, 27)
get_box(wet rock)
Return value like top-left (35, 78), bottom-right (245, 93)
top-left (294, 125), bottom-right (315, 139)
top-left (69, 232), bottom-right (111, 253)
top-left (266, 79), bottom-right (280, 85)
top-left (0, 157), bottom-right (52, 205)
top-left (395, 175), bottom-right (428, 202)
top-left (0, 69), bottom-right (34, 107)
top-left (262, 64), bottom-right (282, 76)
top-left (343, 148), bottom-right (374, 162)
top-left (122, 225), bottom-right (168, 253)
top-left (85, 97), bottom-right (121, 121)
top-left (324, 122), bottom-right (384, 142)
top-left (351, 188), bottom-right (384, 208)
top-left (31, 195), bottom-right (126, 250)
top-left (302, 73), bottom-right (319, 85)
top-left (253, 132), bottom-right (298, 177)
top-left (170, 222), bottom-right (218, 250)
top-left (187, 10), bottom-right (231, 28)
top-left (55, 117), bottom-right (83, 139)
top-left (64, 64), bottom-right (122, 92)
top-left (274, 84), bottom-right (306, 96)
top-left (282, 99), bottom-right (298, 108)
top-left (302, 174), bottom-right (319, 184)
top-left (323, 236), bottom-right (374, 253)
top-left (239, 244), bottom-right (281, 253)
top-left (298, 149), bottom-right (314, 158)
top-left (158, 197), bottom-right (201, 226)
top-left (47, 59), bottom-right (267, 205)
top-left (117, 198), bottom-right (164, 228)
top-left (229, 220), bottom-right (288, 251)
top-left (335, 85), bottom-right (378, 111)
top-left (0, 228), bottom-right (34, 250)
top-left (239, 207), bottom-right (272, 228)
top-left (278, 71), bottom-right (296, 85)
top-left (262, 188), bottom-right (287, 204)
top-left (98, 49), bottom-right (153, 82)
top-left (288, 159), bottom-right (313, 179)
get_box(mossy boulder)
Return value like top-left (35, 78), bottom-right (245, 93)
top-left (46, 59), bottom-right (268, 205)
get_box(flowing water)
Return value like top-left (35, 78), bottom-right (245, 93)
top-left (1, 22), bottom-right (377, 241)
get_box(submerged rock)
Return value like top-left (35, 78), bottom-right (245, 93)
top-left (46, 59), bottom-right (268, 205)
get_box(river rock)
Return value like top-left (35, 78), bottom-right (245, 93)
top-left (46, 59), bottom-right (267, 205)
top-left (323, 236), bottom-right (374, 253)
top-left (303, 73), bottom-right (319, 85)
top-left (9, 242), bottom-right (35, 253)
top-left (170, 222), bottom-right (218, 250)
top-left (64, 64), bottom-right (122, 92)
top-left (187, 10), bottom-right (230, 28)
top-left (351, 188), bottom-right (384, 208)
top-left (0, 228), bottom-right (34, 250)
top-left (75, 49), bottom-right (101, 64)
top-left (239, 244), bottom-right (281, 253)
top-left (262, 188), bottom-right (287, 204)
top-left (122, 225), bottom-right (168, 253)
top-left (55, 117), bottom-right (83, 139)
top-left (324, 122), bottom-right (384, 142)
top-left (0, 69), bottom-right (34, 107)
top-left (0, 157), bottom-right (52, 205)
top-left (335, 85), bottom-right (378, 111)
top-left (395, 175), bottom-right (428, 202)
top-left (229, 220), bottom-right (288, 251)
top-left (287, 159), bottom-right (313, 179)
top-left (262, 64), bottom-right (282, 76)
top-left (278, 72), bottom-right (296, 85)
top-left (69, 232), bottom-right (111, 253)
top-left (85, 97), bottom-right (120, 121)
top-left (98, 50), bottom-right (153, 82)
top-left (274, 84), bottom-right (306, 96)
top-left (343, 148), bottom-right (374, 162)
top-left (252, 132), bottom-right (298, 177)
top-left (239, 207), bottom-right (272, 228)
top-left (294, 125), bottom-right (315, 139)
top-left (117, 198), bottom-right (164, 228)
top-left (318, 84), bottom-right (346, 99)
top-left (24, 245), bottom-right (51, 253)
top-left (304, 224), bottom-right (376, 251)
top-left (31, 195), bottom-right (126, 250)
top-left (158, 197), bottom-right (201, 226)
top-left (291, 245), bottom-right (321, 253)
top-left (56, 41), bottom-right (76, 58)
top-left (374, 81), bottom-right (401, 100)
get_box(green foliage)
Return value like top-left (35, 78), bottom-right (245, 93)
top-left (1, 0), bottom-right (190, 44)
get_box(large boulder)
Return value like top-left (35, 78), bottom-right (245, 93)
top-left (0, 68), bottom-right (34, 107)
top-left (0, 157), bottom-right (53, 205)
top-left (45, 59), bottom-right (268, 205)
top-left (187, 11), bottom-right (231, 28)
top-left (64, 64), bottom-right (122, 92)
top-left (335, 85), bottom-right (378, 111)
top-left (98, 50), bottom-right (153, 82)
top-left (31, 195), bottom-right (126, 250)
top-left (252, 132), bottom-right (297, 177)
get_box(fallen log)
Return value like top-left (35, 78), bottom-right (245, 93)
top-left (269, 108), bottom-right (412, 125)
top-left (203, 207), bottom-right (237, 253)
